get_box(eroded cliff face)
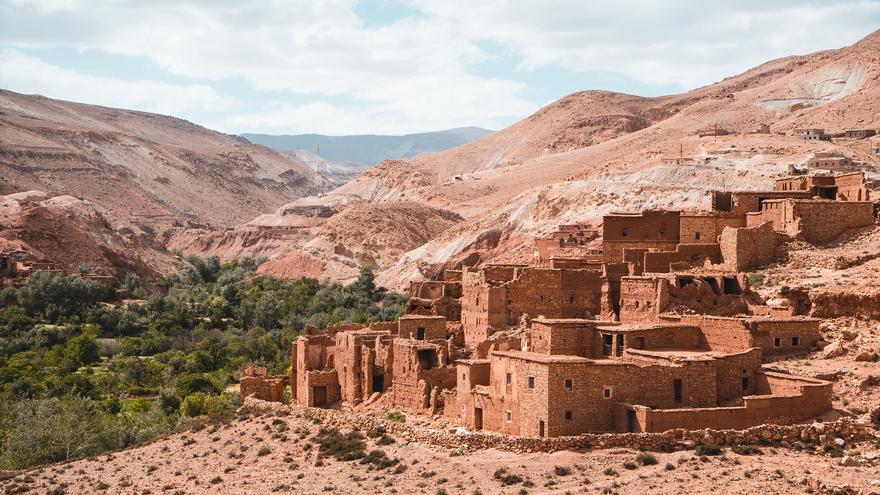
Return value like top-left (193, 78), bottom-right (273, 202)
top-left (0, 89), bottom-right (333, 231)
top-left (0, 193), bottom-right (179, 278)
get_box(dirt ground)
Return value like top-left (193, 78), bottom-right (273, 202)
top-left (3, 404), bottom-right (878, 495)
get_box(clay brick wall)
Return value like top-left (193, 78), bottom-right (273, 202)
top-left (602, 211), bottom-right (681, 263)
top-left (300, 370), bottom-right (340, 407)
top-left (722, 191), bottom-right (812, 216)
top-left (751, 318), bottom-right (820, 354)
top-left (239, 375), bottom-right (286, 402)
top-left (834, 172), bottom-right (869, 201)
top-left (618, 277), bottom-right (669, 323)
top-left (461, 285), bottom-right (507, 345)
top-left (679, 214), bottom-right (745, 244)
top-left (712, 349), bottom-right (762, 403)
top-left (679, 315), bottom-right (755, 352)
top-left (632, 371), bottom-right (831, 432)
top-left (398, 315), bottom-right (447, 340)
top-left (643, 243), bottom-right (721, 273)
top-left (334, 331), bottom-right (392, 405)
top-left (529, 319), bottom-right (594, 357)
top-left (718, 222), bottom-right (787, 271)
top-left (295, 335), bottom-right (335, 404)
top-left (391, 340), bottom-right (456, 413)
top-left (409, 280), bottom-right (462, 299)
top-left (616, 325), bottom-right (703, 352)
top-left (791, 201), bottom-right (874, 244)
top-left (746, 200), bottom-right (873, 245)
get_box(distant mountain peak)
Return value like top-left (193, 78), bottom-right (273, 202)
top-left (241, 127), bottom-right (494, 165)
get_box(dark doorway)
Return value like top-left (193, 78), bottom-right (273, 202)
top-left (474, 408), bottom-right (483, 430)
top-left (673, 379), bottom-right (683, 404)
top-left (704, 277), bottom-right (720, 295)
top-left (313, 386), bottom-right (328, 407)
top-left (538, 420), bottom-right (545, 437)
top-left (602, 334), bottom-right (613, 356)
top-left (741, 376), bottom-right (750, 392)
top-left (372, 373), bottom-right (385, 393)
top-left (627, 410), bottom-right (637, 432)
top-left (416, 327), bottom-right (425, 340)
top-left (615, 334), bottom-right (624, 356)
top-left (722, 276), bottom-right (741, 294)
top-left (417, 349), bottom-right (438, 370)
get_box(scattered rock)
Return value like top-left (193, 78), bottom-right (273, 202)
top-left (854, 350), bottom-right (876, 362)
top-left (822, 341), bottom-right (847, 359)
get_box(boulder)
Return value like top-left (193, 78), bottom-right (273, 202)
top-left (822, 341), bottom-right (847, 359)
top-left (854, 350), bottom-right (876, 362)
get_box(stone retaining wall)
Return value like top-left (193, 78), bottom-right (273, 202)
top-left (244, 397), bottom-right (876, 454)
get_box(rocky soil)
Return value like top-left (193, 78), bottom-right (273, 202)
top-left (4, 402), bottom-right (877, 495)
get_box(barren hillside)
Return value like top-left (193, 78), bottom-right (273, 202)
top-left (225, 30), bottom-right (879, 288)
top-left (0, 90), bottom-right (333, 230)
top-left (5, 399), bottom-right (877, 495)
top-left (0, 192), bottom-right (179, 278)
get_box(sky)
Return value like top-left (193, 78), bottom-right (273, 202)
top-left (1, 1), bottom-right (879, 136)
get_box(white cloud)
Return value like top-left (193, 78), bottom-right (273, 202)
top-left (0, 49), bottom-right (238, 115)
top-left (409, 0), bottom-right (880, 89)
top-left (1, 0), bottom-right (878, 134)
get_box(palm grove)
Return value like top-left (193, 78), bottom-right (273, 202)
top-left (0, 257), bottom-right (405, 469)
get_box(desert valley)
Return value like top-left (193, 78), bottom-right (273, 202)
top-left (1, 12), bottom-right (880, 495)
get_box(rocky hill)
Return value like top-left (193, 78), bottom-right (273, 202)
top-left (255, 28), bottom-right (880, 288)
top-left (0, 90), bottom-right (333, 231)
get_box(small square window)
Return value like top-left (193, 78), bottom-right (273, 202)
top-left (506, 411), bottom-right (512, 422)
top-left (773, 337), bottom-right (781, 347)
top-left (791, 336), bottom-right (800, 346)
top-left (528, 376), bottom-right (535, 389)
top-left (603, 387), bottom-right (613, 398)
top-left (564, 379), bottom-right (573, 391)
top-left (506, 373), bottom-right (512, 385)
top-left (564, 411), bottom-right (573, 420)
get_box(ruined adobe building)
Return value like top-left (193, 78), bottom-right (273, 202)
top-left (446, 318), bottom-right (827, 435)
top-left (241, 173), bottom-right (879, 437)
top-left (534, 223), bottom-right (601, 266)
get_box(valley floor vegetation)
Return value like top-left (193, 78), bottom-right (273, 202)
top-left (0, 257), bottom-right (404, 470)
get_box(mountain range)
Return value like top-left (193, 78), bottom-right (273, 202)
top-left (241, 127), bottom-right (493, 165)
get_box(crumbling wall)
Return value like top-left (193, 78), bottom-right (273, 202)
top-left (643, 243), bottom-right (721, 273)
top-left (618, 277), bottom-right (669, 323)
top-left (834, 172), bottom-right (870, 201)
top-left (791, 201), bottom-right (874, 244)
top-left (679, 214), bottom-right (744, 244)
top-left (630, 371), bottom-right (831, 432)
top-left (239, 367), bottom-right (286, 403)
top-left (718, 222), bottom-right (788, 271)
top-left (399, 315), bottom-right (447, 340)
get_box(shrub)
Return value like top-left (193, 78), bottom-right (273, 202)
top-left (257, 446), bottom-right (271, 456)
top-left (695, 444), bottom-right (723, 456)
top-left (179, 392), bottom-right (237, 418)
top-left (376, 434), bottom-right (395, 446)
top-left (553, 466), bottom-right (572, 476)
top-left (360, 449), bottom-right (399, 470)
top-left (623, 461), bottom-right (637, 470)
top-left (732, 444), bottom-right (763, 456)
top-left (635, 452), bottom-right (658, 466)
top-left (385, 411), bottom-right (406, 423)
top-left (313, 428), bottom-right (366, 461)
